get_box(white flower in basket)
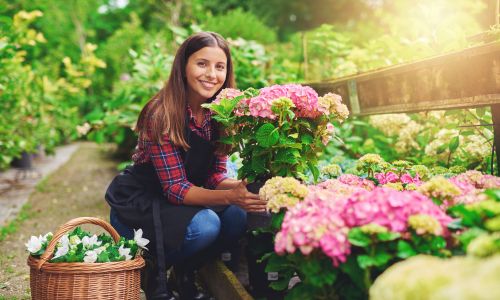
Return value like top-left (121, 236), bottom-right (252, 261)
top-left (133, 228), bottom-right (149, 250)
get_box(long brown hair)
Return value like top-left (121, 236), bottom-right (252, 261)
top-left (135, 32), bottom-right (236, 150)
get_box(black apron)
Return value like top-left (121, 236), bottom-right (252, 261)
top-left (105, 119), bottom-right (220, 253)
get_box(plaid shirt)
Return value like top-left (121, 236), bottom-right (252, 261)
top-left (132, 106), bottom-right (228, 205)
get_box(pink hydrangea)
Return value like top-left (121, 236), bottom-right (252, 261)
top-left (449, 172), bottom-right (500, 204)
top-left (275, 195), bottom-right (350, 266)
top-left (214, 88), bottom-right (249, 116)
top-left (276, 186), bottom-right (453, 266)
top-left (375, 172), bottom-right (421, 186)
top-left (214, 88), bottom-right (243, 103)
top-left (400, 173), bottom-right (421, 185)
top-left (248, 84), bottom-right (319, 119)
top-left (341, 188), bottom-right (453, 234)
top-left (312, 179), bottom-right (364, 197)
top-left (282, 84), bottom-right (319, 118)
top-left (338, 174), bottom-right (375, 190)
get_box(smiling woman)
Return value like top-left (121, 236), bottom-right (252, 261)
top-left (104, 32), bottom-right (266, 300)
top-left (185, 47), bottom-right (227, 110)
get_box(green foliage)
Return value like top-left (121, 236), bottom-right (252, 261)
top-left (229, 38), bottom-right (270, 89)
top-left (86, 43), bottom-right (172, 157)
top-left (449, 189), bottom-right (500, 257)
top-left (202, 8), bottom-right (277, 44)
top-left (0, 10), bottom-right (104, 169)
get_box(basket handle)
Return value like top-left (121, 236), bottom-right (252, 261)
top-left (36, 217), bottom-right (122, 270)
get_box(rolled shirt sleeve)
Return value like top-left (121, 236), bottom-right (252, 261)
top-left (149, 141), bottom-right (193, 205)
top-left (205, 154), bottom-right (229, 189)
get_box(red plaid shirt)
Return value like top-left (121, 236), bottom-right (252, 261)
top-left (132, 106), bottom-right (228, 205)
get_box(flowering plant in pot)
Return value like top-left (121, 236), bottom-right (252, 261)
top-left (203, 84), bottom-right (348, 297)
top-left (203, 84), bottom-right (349, 186)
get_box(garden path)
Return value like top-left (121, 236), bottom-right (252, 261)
top-left (0, 142), bottom-right (119, 299)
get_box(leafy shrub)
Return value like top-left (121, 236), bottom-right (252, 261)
top-left (202, 8), bottom-right (277, 45)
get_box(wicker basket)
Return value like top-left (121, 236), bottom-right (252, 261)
top-left (27, 217), bottom-right (145, 300)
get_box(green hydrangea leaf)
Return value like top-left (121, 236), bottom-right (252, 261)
top-left (348, 228), bottom-right (372, 247)
top-left (256, 123), bottom-right (279, 147)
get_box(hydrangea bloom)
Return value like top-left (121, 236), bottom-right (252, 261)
top-left (248, 84), bottom-right (319, 119)
top-left (214, 88), bottom-right (248, 116)
top-left (417, 176), bottom-right (462, 207)
top-left (274, 195), bottom-right (350, 266)
top-left (276, 186), bottom-right (452, 266)
top-left (318, 93), bottom-right (349, 121)
top-left (338, 174), bottom-right (375, 190)
top-left (341, 188), bottom-right (453, 234)
top-left (260, 176), bottom-right (309, 213)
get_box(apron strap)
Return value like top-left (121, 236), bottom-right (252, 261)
top-left (153, 196), bottom-right (168, 293)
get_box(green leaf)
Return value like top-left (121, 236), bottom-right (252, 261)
top-left (97, 251), bottom-right (110, 262)
top-left (484, 189), bottom-right (500, 202)
top-left (357, 255), bottom-right (375, 269)
top-left (372, 251), bottom-right (392, 267)
top-left (436, 143), bottom-right (448, 154)
top-left (339, 256), bottom-right (366, 290)
top-left (348, 228), bottom-right (372, 247)
top-left (256, 123), bottom-right (279, 148)
top-left (396, 240), bottom-right (417, 259)
top-left (251, 153), bottom-right (267, 174)
top-left (308, 162), bottom-right (320, 183)
top-left (377, 232), bottom-right (401, 242)
top-left (271, 211), bottom-right (285, 230)
top-left (301, 134), bottom-right (313, 144)
top-left (275, 149), bottom-right (299, 164)
top-left (430, 236), bottom-right (446, 251)
top-left (448, 136), bottom-right (460, 152)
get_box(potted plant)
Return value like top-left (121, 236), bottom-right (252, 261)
top-left (203, 84), bottom-right (349, 297)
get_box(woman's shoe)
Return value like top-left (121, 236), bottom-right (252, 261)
top-left (141, 252), bottom-right (176, 300)
top-left (173, 266), bottom-right (211, 300)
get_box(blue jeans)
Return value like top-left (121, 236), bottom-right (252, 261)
top-left (110, 205), bottom-right (247, 265)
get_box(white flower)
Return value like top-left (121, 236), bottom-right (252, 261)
top-left (59, 234), bottom-right (70, 248)
top-left (83, 250), bottom-right (98, 263)
top-left (52, 243), bottom-right (69, 260)
top-left (25, 236), bottom-right (43, 254)
top-left (94, 246), bottom-right (106, 255)
top-left (134, 229), bottom-right (149, 250)
top-left (119, 245), bottom-right (132, 261)
top-left (69, 235), bottom-right (81, 246)
top-left (82, 235), bottom-right (102, 248)
top-left (41, 232), bottom-right (53, 243)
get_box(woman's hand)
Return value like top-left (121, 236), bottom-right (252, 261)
top-left (229, 180), bottom-right (267, 212)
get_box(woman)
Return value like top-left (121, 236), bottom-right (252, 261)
top-left (105, 32), bottom-right (266, 300)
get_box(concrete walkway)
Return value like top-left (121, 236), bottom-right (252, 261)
top-left (0, 143), bottom-right (80, 227)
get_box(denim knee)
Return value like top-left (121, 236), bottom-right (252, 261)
top-left (185, 209), bottom-right (221, 245)
top-left (220, 205), bottom-right (247, 241)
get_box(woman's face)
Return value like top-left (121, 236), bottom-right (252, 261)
top-left (185, 46), bottom-right (227, 103)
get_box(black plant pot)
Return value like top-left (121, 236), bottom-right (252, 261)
top-left (11, 151), bottom-right (33, 169)
top-left (245, 181), bottom-right (285, 299)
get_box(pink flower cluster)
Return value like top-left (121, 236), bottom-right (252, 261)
top-left (448, 171), bottom-right (500, 204)
top-left (452, 170), bottom-right (500, 190)
top-left (341, 188), bottom-right (452, 233)
top-left (312, 179), bottom-right (365, 197)
top-left (248, 84), bottom-right (319, 119)
top-left (374, 172), bottom-right (421, 185)
top-left (275, 194), bottom-right (351, 266)
top-left (338, 174), bottom-right (375, 190)
top-left (214, 88), bottom-right (249, 116)
top-left (275, 187), bottom-right (453, 266)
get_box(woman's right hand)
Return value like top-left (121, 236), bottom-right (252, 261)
top-left (229, 180), bottom-right (267, 212)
